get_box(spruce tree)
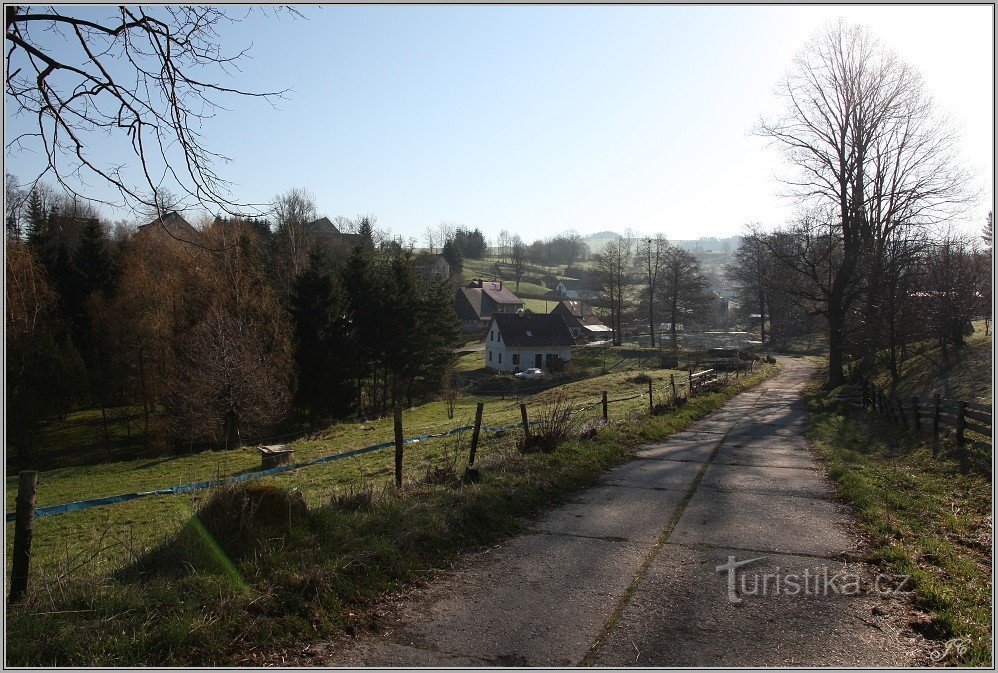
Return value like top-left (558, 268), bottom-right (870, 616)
top-left (357, 217), bottom-right (375, 252)
top-left (442, 238), bottom-right (463, 273)
top-left (289, 247), bottom-right (355, 420)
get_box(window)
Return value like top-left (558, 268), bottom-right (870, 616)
top-left (512, 353), bottom-right (520, 365)
top-left (498, 353), bottom-right (502, 363)
top-left (489, 351), bottom-right (492, 362)
top-left (490, 331), bottom-right (493, 341)
top-left (526, 330), bottom-right (532, 337)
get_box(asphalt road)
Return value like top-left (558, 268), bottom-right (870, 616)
top-left (307, 357), bottom-right (926, 667)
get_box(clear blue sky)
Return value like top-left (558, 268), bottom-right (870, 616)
top-left (5, 4), bottom-right (993, 241)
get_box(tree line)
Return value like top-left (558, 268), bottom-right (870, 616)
top-left (6, 184), bottom-right (462, 467)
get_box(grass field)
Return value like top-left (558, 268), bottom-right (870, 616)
top-left (6, 364), bottom-right (779, 666)
top-left (5, 359), bottom-right (693, 579)
top-left (806, 328), bottom-right (993, 666)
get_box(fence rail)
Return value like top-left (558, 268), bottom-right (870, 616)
top-left (856, 376), bottom-right (992, 469)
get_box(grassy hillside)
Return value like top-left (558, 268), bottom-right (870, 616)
top-left (807, 325), bottom-right (992, 666)
top-left (871, 321), bottom-right (992, 405)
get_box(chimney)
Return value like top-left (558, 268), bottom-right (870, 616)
top-left (498, 281), bottom-right (502, 290)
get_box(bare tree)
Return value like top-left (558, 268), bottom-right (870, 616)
top-left (510, 235), bottom-right (528, 292)
top-left (924, 233), bottom-right (988, 360)
top-left (271, 187), bottom-right (318, 291)
top-left (592, 235), bottom-right (633, 346)
top-left (635, 235), bottom-right (668, 347)
top-left (435, 222), bottom-right (456, 251)
top-left (5, 6), bottom-right (296, 222)
top-left (657, 245), bottom-right (709, 358)
top-left (757, 20), bottom-right (969, 386)
top-left (5, 172), bottom-right (27, 239)
top-left (166, 220), bottom-right (293, 449)
top-left (728, 228), bottom-right (770, 344)
top-left (423, 226), bottom-right (437, 254)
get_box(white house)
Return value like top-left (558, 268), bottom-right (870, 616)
top-left (554, 278), bottom-right (597, 300)
top-left (484, 313), bottom-right (575, 373)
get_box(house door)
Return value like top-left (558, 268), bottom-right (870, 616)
top-left (535, 353), bottom-right (543, 369)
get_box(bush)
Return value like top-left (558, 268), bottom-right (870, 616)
top-left (630, 373), bottom-right (653, 384)
top-left (197, 481), bottom-right (309, 551)
top-left (518, 395), bottom-right (581, 454)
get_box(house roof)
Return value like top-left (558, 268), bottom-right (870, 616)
top-left (480, 281), bottom-right (522, 305)
top-left (455, 288), bottom-right (485, 321)
top-left (136, 211), bottom-right (199, 241)
top-left (556, 278), bottom-right (585, 290)
top-left (489, 313), bottom-right (576, 348)
top-left (306, 217), bottom-right (340, 238)
top-left (552, 300), bottom-right (606, 326)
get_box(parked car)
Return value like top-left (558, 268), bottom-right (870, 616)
top-left (515, 368), bottom-right (545, 380)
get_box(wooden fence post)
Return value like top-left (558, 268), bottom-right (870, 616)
top-left (956, 401), bottom-right (967, 446)
top-left (896, 397), bottom-right (907, 429)
top-left (670, 374), bottom-right (677, 399)
top-left (393, 406), bottom-right (404, 488)
top-left (520, 403), bottom-right (531, 439)
top-left (911, 396), bottom-right (920, 431)
top-left (9, 471), bottom-right (37, 603)
top-left (468, 402), bottom-right (484, 466)
top-left (648, 380), bottom-right (654, 412)
top-left (601, 391), bottom-right (608, 421)
top-left (688, 369), bottom-right (694, 397)
top-left (956, 401), bottom-right (968, 470)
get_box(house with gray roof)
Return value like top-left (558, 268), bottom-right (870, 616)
top-left (454, 279), bottom-right (524, 333)
top-left (484, 313), bottom-right (575, 373)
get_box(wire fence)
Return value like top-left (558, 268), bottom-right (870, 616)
top-left (6, 362), bottom-right (773, 596)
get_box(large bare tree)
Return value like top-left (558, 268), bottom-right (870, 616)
top-left (757, 20), bottom-right (969, 386)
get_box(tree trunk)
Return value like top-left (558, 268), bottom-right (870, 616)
top-left (758, 290), bottom-right (766, 345)
top-left (827, 307), bottom-right (845, 389)
top-left (224, 410), bottom-right (240, 451)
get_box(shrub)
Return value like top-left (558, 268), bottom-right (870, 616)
top-left (197, 481), bottom-right (309, 550)
top-left (630, 373), bottom-right (653, 384)
top-left (518, 395), bottom-right (581, 454)
top-left (331, 483), bottom-right (374, 511)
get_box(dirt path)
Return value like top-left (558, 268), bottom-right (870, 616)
top-left (305, 357), bottom-right (926, 667)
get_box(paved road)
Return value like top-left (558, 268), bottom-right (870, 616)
top-left (309, 357), bottom-right (924, 667)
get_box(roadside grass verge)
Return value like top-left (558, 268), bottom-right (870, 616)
top-left (806, 390), bottom-right (992, 666)
top-left (5, 365), bottom-right (778, 666)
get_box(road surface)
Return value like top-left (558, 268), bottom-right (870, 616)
top-left (303, 357), bottom-right (927, 667)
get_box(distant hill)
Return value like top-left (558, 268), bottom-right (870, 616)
top-left (582, 232), bottom-right (741, 257)
top-left (582, 231), bottom-right (622, 253)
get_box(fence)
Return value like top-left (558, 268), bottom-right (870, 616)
top-left (855, 376), bottom-right (992, 468)
top-left (5, 364), bottom-right (749, 600)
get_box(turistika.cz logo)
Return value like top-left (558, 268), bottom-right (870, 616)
top-left (714, 555), bottom-right (913, 605)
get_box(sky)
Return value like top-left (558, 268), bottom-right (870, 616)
top-left (4, 4), bottom-right (994, 242)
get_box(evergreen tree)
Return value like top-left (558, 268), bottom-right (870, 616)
top-left (408, 277), bottom-right (462, 404)
top-left (72, 219), bottom-right (114, 300)
top-left (442, 238), bottom-right (464, 273)
top-left (357, 217), bottom-right (375, 252)
top-left (289, 247), bottom-right (356, 420)
top-left (24, 188), bottom-right (47, 251)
